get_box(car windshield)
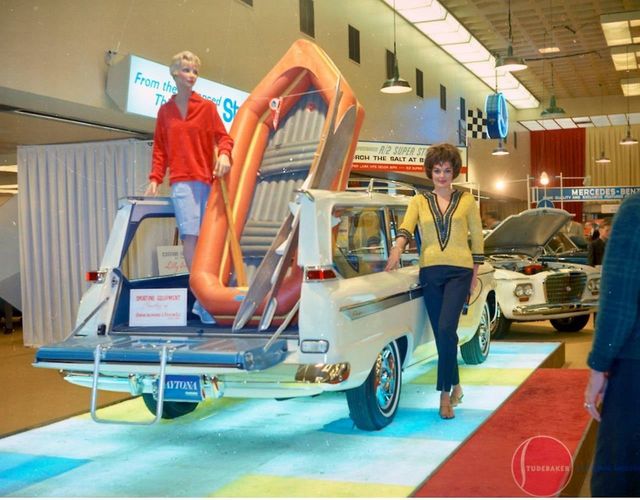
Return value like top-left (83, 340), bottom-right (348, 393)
top-left (545, 232), bottom-right (580, 255)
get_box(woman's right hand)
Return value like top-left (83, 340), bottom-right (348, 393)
top-left (145, 181), bottom-right (158, 196)
top-left (384, 246), bottom-right (402, 272)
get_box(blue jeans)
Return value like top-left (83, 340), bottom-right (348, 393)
top-left (420, 265), bottom-right (473, 392)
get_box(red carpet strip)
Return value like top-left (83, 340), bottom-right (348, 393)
top-left (412, 369), bottom-right (593, 497)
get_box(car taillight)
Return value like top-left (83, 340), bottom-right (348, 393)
top-left (85, 270), bottom-right (105, 283)
top-left (305, 267), bottom-right (338, 281)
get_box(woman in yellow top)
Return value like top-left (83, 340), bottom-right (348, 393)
top-left (385, 143), bottom-right (484, 419)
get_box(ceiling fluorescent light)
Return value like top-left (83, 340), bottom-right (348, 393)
top-left (610, 45), bottom-right (640, 71)
top-left (520, 120), bottom-right (545, 131)
top-left (538, 47), bottom-right (560, 54)
top-left (601, 11), bottom-right (640, 46)
top-left (555, 118), bottom-right (577, 128)
top-left (590, 115), bottom-right (611, 127)
top-left (621, 77), bottom-right (640, 97)
top-left (538, 119), bottom-right (562, 130)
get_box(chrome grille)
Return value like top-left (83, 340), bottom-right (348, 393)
top-left (544, 272), bottom-right (586, 303)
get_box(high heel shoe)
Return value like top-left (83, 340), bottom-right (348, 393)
top-left (450, 391), bottom-right (464, 407)
top-left (439, 401), bottom-right (455, 419)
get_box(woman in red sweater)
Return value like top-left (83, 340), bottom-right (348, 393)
top-left (145, 51), bottom-right (234, 323)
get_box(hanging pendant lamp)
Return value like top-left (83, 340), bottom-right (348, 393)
top-left (495, 0), bottom-right (527, 72)
top-left (381, 0), bottom-right (412, 94)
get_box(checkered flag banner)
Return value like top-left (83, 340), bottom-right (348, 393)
top-left (467, 109), bottom-right (488, 139)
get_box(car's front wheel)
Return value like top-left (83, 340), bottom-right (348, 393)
top-left (346, 339), bottom-right (402, 430)
top-left (141, 394), bottom-right (199, 419)
top-left (491, 302), bottom-right (512, 339)
top-left (461, 301), bottom-right (491, 364)
top-left (550, 314), bottom-right (590, 332)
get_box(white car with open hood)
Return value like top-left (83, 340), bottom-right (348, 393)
top-left (484, 207), bottom-right (600, 339)
top-left (34, 186), bottom-right (496, 431)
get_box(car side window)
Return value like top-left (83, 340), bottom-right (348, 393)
top-left (390, 208), bottom-right (420, 267)
top-left (331, 207), bottom-right (388, 278)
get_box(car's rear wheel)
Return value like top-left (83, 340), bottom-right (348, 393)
top-left (461, 301), bottom-right (491, 364)
top-left (346, 339), bottom-right (402, 430)
top-left (141, 393), bottom-right (199, 419)
top-left (550, 314), bottom-right (590, 332)
top-left (491, 302), bottom-right (512, 339)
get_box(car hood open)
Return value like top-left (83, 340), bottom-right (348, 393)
top-left (484, 208), bottom-right (571, 258)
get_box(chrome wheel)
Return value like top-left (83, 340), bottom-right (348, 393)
top-left (374, 343), bottom-right (399, 415)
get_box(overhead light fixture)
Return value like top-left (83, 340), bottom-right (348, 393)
top-left (540, 64), bottom-right (565, 116)
top-left (620, 47), bottom-right (638, 145)
top-left (595, 83), bottom-right (611, 163)
top-left (492, 139), bottom-right (509, 156)
top-left (541, 95), bottom-right (565, 116)
top-left (381, 0), bottom-right (412, 94)
top-left (495, 0), bottom-right (527, 72)
top-left (538, 46), bottom-right (560, 54)
top-left (620, 129), bottom-right (638, 145)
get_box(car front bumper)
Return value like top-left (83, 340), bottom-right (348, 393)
top-left (512, 300), bottom-right (598, 317)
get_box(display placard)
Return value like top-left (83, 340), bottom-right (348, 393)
top-left (157, 245), bottom-right (188, 276)
top-left (129, 289), bottom-right (187, 327)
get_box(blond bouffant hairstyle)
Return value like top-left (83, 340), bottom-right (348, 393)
top-left (169, 51), bottom-right (201, 78)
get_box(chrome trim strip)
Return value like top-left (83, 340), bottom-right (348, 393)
top-left (512, 300), bottom-right (598, 316)
top-left (339, 286), bottom-right (423, 320)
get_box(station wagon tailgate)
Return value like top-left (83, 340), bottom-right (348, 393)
top-left (34, 334), bottom-right (288, 372)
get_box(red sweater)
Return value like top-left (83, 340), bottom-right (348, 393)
top-left (150, 92), bottom-right (234, 185)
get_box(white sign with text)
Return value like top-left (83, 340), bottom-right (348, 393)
top-left (108, 54), bottom-right (249, 127)
top-left (129, 288), bottom-right (187, 327)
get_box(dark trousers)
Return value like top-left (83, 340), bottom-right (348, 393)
top-left (419, 265), bottom-right (472, 392)
top-left (591, 358), bottom-right (640, 496)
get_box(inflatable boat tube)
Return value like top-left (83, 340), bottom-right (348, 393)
top-left (190, 39), bottom-right (364, 325)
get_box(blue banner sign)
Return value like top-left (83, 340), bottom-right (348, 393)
top-left (533, 186), bottom-right (640, 202)
top-left (107, 55), bottom-right (249, 127)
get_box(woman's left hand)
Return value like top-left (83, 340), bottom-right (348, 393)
top-left (215, 153), bottom-right (232, 177)
top-left (470, 276), bottom-right (477, 294)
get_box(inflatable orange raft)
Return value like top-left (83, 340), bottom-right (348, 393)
top-left (190, 39), bottom-right (364, 326)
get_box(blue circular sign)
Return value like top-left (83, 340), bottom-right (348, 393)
top-left (485, 92), bottom-right (509, 139)
top-left (537, 198), bottom-right (555, 208)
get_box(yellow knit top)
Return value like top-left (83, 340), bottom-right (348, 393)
top-left (397, 190), bottom-right (484, 269)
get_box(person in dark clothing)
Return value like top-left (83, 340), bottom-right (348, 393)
top-left (587, 219), bottom-right (611, 266)
top-left (584, 197), bottom-right (640, 496)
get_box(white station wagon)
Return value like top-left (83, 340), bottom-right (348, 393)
top-left (484, 207), bottom-right (600, 338)
top-left (34, 185), bottom-right (496, 430)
